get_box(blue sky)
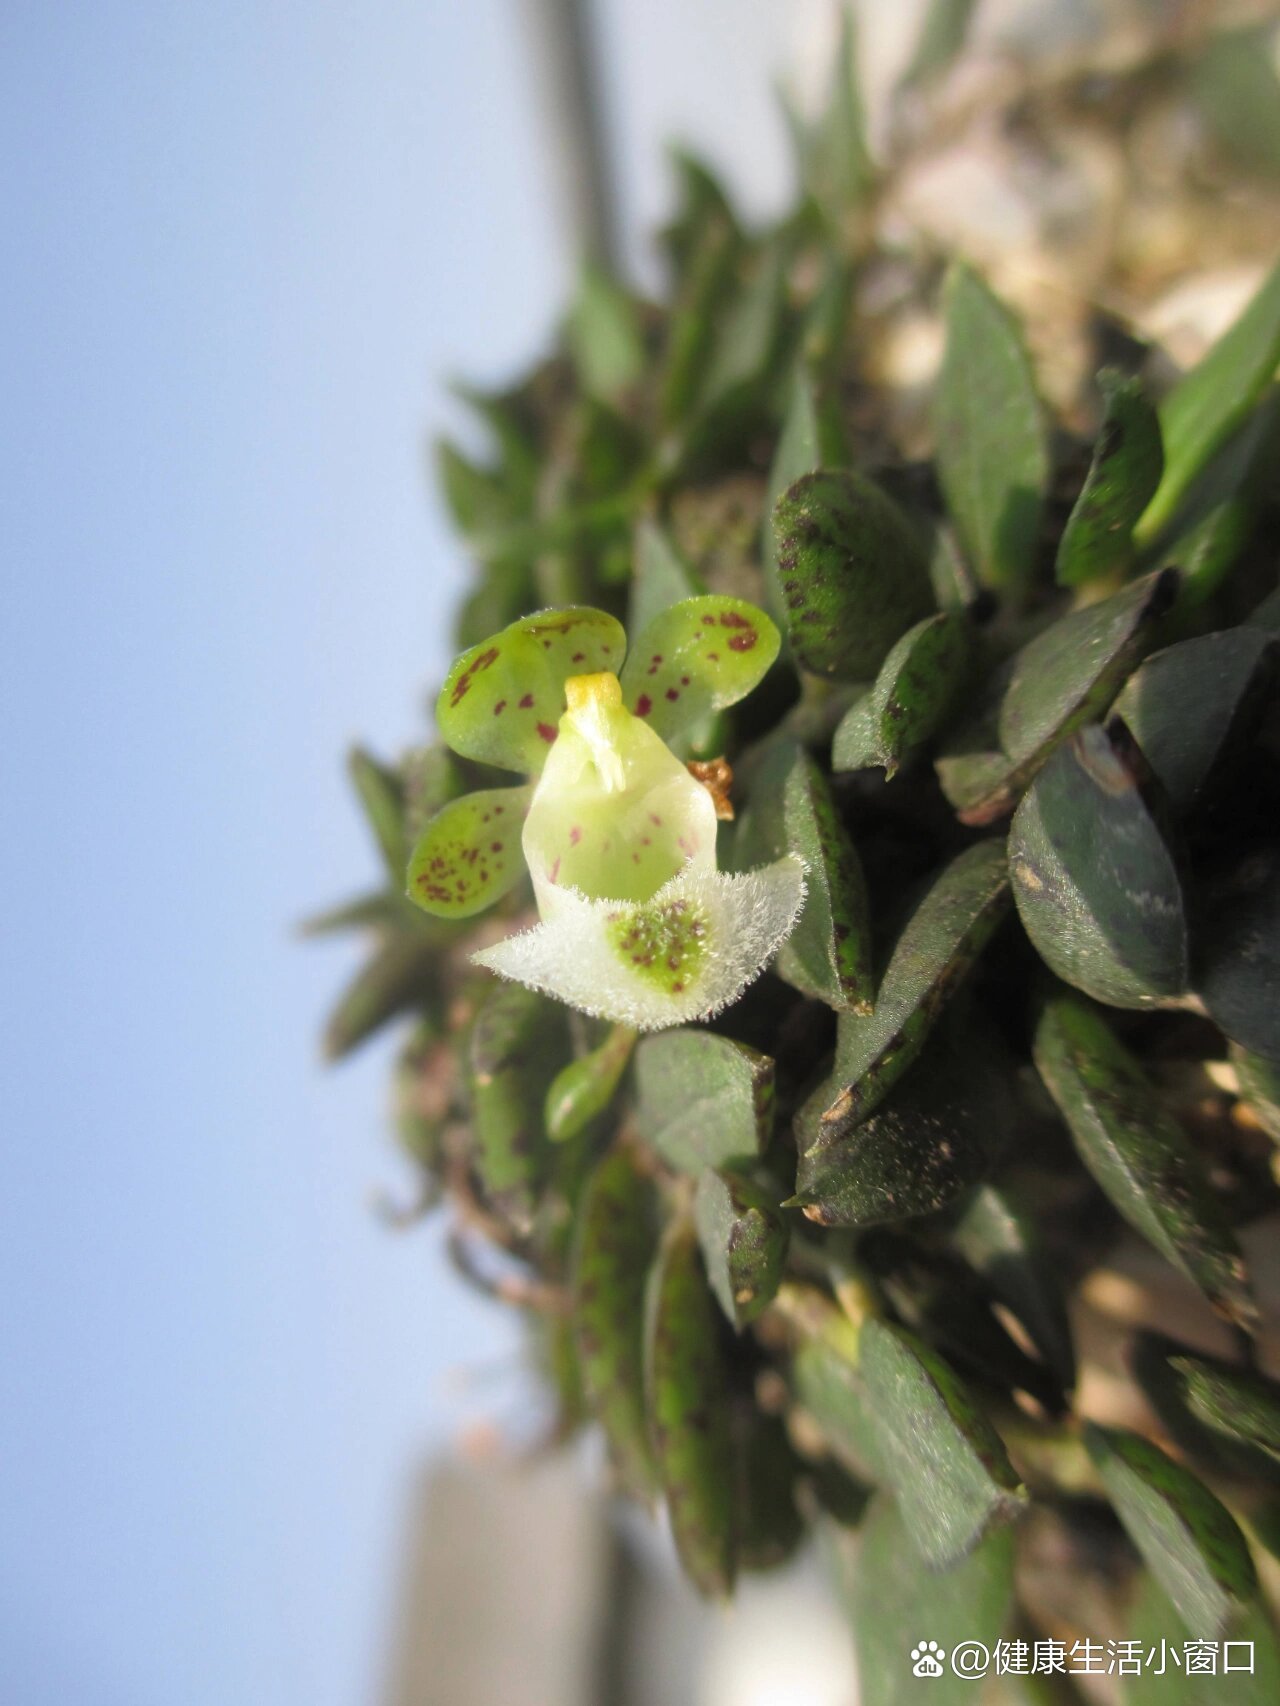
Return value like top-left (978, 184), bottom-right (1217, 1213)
top-left (0, 4), bottom-right (808, 1702)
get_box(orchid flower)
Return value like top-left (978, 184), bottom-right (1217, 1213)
top-left (407, 599), bottom-right (805, 1030)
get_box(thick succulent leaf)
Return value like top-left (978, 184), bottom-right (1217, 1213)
top-left (772, 470), bottom-right (934, 680)
top-left (619, 595), bottom-right (780, 743)
top-left (634, 1028), bottom-right (774, 1173)
top-left (1168, 1357), bottom-right (1280, 1470)
top-left (1010, 725), bottom-right (1189, 1008)
top-left (1085, 1424), bottom-right (1257, 1635)
top-left (644, 1218), bottom-right (736, 1598)
top-left (347, 746), bottom-right (408, 881)
top-left (627, 520), bottom-right (704, 642)
top-left (1034, 992), bottom-right (1254, 1330)
top-left (694, 1166), bottom-right (789, 1328)
top-left (832, 612), bottom-right (972, 777)
top-left (405, 785), bottom-right (533, 918)
top-left (734, 739), bottom-right (875, 1014)
top-left (1195, 847), bottom-right (1280, 1062)
top-left (797, 838), bottom-right (1010, 1147)
top-left (467, 982), bottom-right (567, 1233)
top-left (1232, 1043), bottom-right (1280, 1142)
top-left (792, 1019), bottom-right (1015, 1227)
top-left (1138, 258), bottom-right (1280, 545)
top-left (544, 1023), bottom-right (636, 1144)
top-left (950, 1184), bottom-right (1076, 1393)
top-left (1113, 627), bottom-right (1277, 814)
top-left (566, 262), bottom-right (645, 402)
top-left (1127, 1573), bottom-right (1280, 1706)
top-left (734, 1408), bottom-right (805, 1573)
top-left (835, 1494), bottom-right (1013, 1706)
top-left (1056, 370), bottom-right (1164, 587)
top-left (762, 365), bottom-right (851, 623)
top-left (323, 935), bottom-right (439, 1060)
top-left (698, 234), bottom-right (791, 413)
top-left (436, 607), bottom-right (627, 773)
top-left (934, 261), bottom-right (1049, 601)
top-left (936, 568), bottom-right (1177, 822)
top-left (1136, 1337), bottom-right (1280, 1485)
top-left (572, 1146), bottom-right (659, 1498)
top-left (474, 857), bottom-right (805, 1031)
top-left (797, 1318), bottom-right (1026, 1569)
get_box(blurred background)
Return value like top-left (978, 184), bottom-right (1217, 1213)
top-left (5, 2), bottom-right (1279, 1703)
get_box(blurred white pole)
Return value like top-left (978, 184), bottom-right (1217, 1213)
top-left (519, 0), bottom-right (620, 272)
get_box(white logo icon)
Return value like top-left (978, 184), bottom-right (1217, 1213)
top-left (911, 1641), bottom-right (946, 1678)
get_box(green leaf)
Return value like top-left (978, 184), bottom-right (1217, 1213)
top-left (544, 1024), bottom-right (636, 1144)
top-left (347, 746), bottom-right (407, 881)
top-left (733, 739), bottom-right (875, 1014)
top-left (299, 890), bottom-right (414, 937)
top-left (950, 1184), bottom-right (1076, 1393)
top-left (1010, 725), bottom-right (1189, 1007)
top-left (405, 784), bottom-right (533, 919)
top-left (936, 567), bottom-right (1177, 823)
top-left (762, 365), bottom-right (851, 624)
top-left (1056, 370), bottom-right (1164, 586)
top-left (1192, 27), bottom-right (1280, 180)
top-left (434, 438), bottom-right (522, 544)
top-left (393, 1021), bottom-right (448, 1178)
top-left (633, 1029), bottom-right (774, 1173)
top-left (1151, 1345), bottom-right (1280, 1477)
top-left (468, 982), bottom-right (566, 1233)
top-left (627, 519), bottom-right (704, 642)
top-left (796, 838), bottom-right (1010, 1145)
top-left (1195, 847), bottom-right (1280, 1062)
top-left (572, 1146), bottom-right (659, 1498)
top-left (698, 235), bottom-right (791, 411)
top-left (1126, 1572), bottom-right (1280, 1706)
top-left (694, 1166), bottom-right (789, 1328)
top-left (658, 147), bottom-right (741, 277)
top-left (934, 261), bottom-right (1049, 601)
top-left (437, 607), bottom-right (627, 774)
top-left (734, 1408), bottom-right (805, 1572)
top-left (566, 262), bottom-right (645, 401)
top-left (1085, 1424), bottom-right (1257, 1635)
top-left (792, 1018), bottom-right (1015, 1227)
top-left (832, 611), bottom-right (972, 777)
top-left (796, 1317), bottom-right (1026, 1568)
top-left (1034, 992), bottom-right (1254, 1329)
top-left (658, 216), bottom-right (738, 429)
top-left (772, 469), bottom-right (934, 680)
top-left (323, 935), bottom-right (438, 1061)
top-left (1112, 627), bottom-right (1278, 813)
top-left (619, 595), bottom-right (780, 743)
top-left (645, 1218), bottom-right (736, 1597)
top-left (1232, 1042), bottom-right (1280, 1143)
top-left (835, 1494), bottom-right (1013, 1706)
top-left (400, 741), bottom-right (466, 848)
top-left (802, 7), bottom-right (875, 218)
top-left (1137, 259), bottom-right (1280, 545)
top-left (899, 0), bottom-right (980, 90)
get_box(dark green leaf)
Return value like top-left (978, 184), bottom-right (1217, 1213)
top-left (950, 1183), bottom-right (1077, 1393)
top-left (658, 217), bottom-right (738, 428)
top-left (545, 1024), bottom-right (636, 1144)
top-left (1248, 584), bottom-right (1280, 632)
top-left (803, 8), bottom-right (875, 218)
top-left (792, 1018), bottom-right (1015, 1227)
top-left (1085, 1424), bottom-right (1257, 1635)
top-left (734, 1408), bottom-right (805, 1572)
top-left (772, 469), bottom-right (934, 680)
top-left (299, 890), bottom-right (412, 937)
top-left (434, 438), bottom-right (522, 544)
top-left (832, 611), bottom-right (972, 777)
top-left (645, 1218), bottom-right (736, 1597)
top-left (934, 262), bottom-right (1049, 601)
top-left (835, 1494), bottom-right (1013, 1706)
top-left (899, 0), bottom-right (979, 89)
top-left (348, 746), bottom-right (407, 882)
top-left (573, 1146), bottom-right (659, 1498)
top-left (393, 1021), bottom-right (449, 1178)
top-left (633, 1029), bottom-right (774, 1172)
top-left (1112, 627), bottom-right (1278, 813)
top-left (699, 236), bottom-right (791, 410)
top-left (1056, 370), bottom-right (1163, 587)
top-left (936, 568), bottom-right (1177, 823)
top-left (796, 838), bottom-right (1010, 1144)
top-left (1034, 992), bottom-right (1254, 1329)
top-left (323, 935), bottom-right (438, 1060)
top-left (566, 262), bottom-right (645, 401)
top-left (1196, 848), bottom-right (1280, 1062)
top-left (468, 982), bottom-right (566, 1233)
top-left (1137, 258), bottom-right (1280, 544)
top-left (1010, 725), bottom-right (1189, 1007)
top-left (734, 739), bottom-right (875, 1014)
top-left (1126, 1572), bottom-right (1280, 1706)
top-left (694, 1166), bottom-right (789, 1328)
top-left (627, 519), bottom-right (704, 641)
top-left (1139, 1339), bottom-right (1280, 1481)
top-left (401, 741), bottom-right (466, 848)
top-left (762, 365), bottom-right (851, 624)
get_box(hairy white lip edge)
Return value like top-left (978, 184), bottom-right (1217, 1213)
top-left (472, 855), bottom-right (807, 1031)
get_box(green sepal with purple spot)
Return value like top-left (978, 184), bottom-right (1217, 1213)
top-left (436, 607), bottom-right (627, 774)
top-left (406, 785), bottom-right (534, 918)
top-left (619, 595), bottom-right (780, 744)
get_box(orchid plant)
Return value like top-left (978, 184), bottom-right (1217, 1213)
top-left (407, 598), bottom-right (805, 1029)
